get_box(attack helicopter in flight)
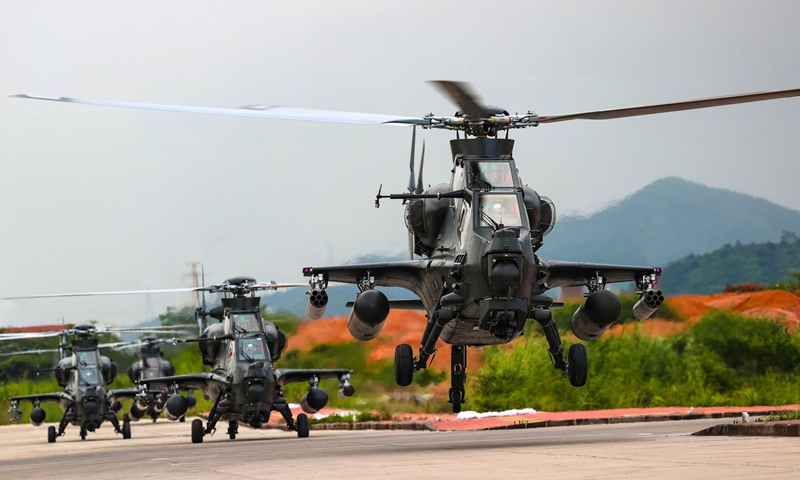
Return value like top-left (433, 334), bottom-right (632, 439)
top-left (8, 276), bottom-right (356, 443)
top-left (2, 325), bottom-right (191, 442)
top-left (12, 81), bottom-right (800, 412)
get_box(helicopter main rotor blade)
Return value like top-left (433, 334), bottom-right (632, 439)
top-left (0, 325), bottom-right (193, 341)
top-left (535, 88), bottom-right (800, 123)
top-left (4, 287), bottom-right (212, 300)
top-left (0, 331), bottom-right (64, 340)
top-left (429, 80), bottom-right (489, 119)
top-left (10, 94), bottom-right (429, 126)
top-left (0, 347), bottom-right (61, 357)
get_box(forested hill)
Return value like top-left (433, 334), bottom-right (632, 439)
top-left (659, 233), bottom-right (800, 295)
top-left (537, 177), bottom-right (800, 267)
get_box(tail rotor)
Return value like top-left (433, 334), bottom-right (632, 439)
top-left (193, 264), bottom-right (208, 334)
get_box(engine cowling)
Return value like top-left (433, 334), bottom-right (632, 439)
top-left (30, 407), bottom-right (46, 426)
top-left (570, 290), bottom-right (622, 341)
top-left (300, 387), bottom-right (329, 414)
top-left (404, 183), bottom-right (450, 256)
top-left (306, 288), bottom-right (328, 319)
top-left (347, 289), bottom-right (390, 341)
top-left (164, 394), bottom-right (189, 421)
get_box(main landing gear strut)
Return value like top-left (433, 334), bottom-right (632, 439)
top-left (394, 342), bottom-right (468, 414)
top-left (394, 308), bottom-right (588, 414)
top-left (534, 309), bottom-right (588, 387)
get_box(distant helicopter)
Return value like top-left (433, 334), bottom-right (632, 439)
top-left (2, 325), bottom-right (190, 442)
top-left (123, 337), bottom-right (197, 423)
top-left (12, 82), bottom-right (800, 412)
top-left (8, 276), bottom-right (356, 443)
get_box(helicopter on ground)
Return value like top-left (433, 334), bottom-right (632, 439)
top-left (12, 82), bottom-right (800, 412)
top-left (7, 276), bottom-right (356, 443)
top-left (2, 324), bottom-right (190, 442)
top-left (124, 337), bottom-right (196, 423)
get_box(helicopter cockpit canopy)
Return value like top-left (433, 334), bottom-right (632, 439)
top-left (78, 366), bottom-right (102, 386)
top-left (472, 161), bottom-right (514, 188)
top-left (479, 194), bottom-right (523, 227)
top-left (75, 349), bottom-right (99, 366)
top-left (142, 357), bottom-right (162, 379)
top-left (237, 337), bottom-right (269, 362)
top-left (231, 313), bottom-right (261, 333)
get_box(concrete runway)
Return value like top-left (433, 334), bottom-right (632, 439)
top-left (0, 417), bottom-right (797, 479)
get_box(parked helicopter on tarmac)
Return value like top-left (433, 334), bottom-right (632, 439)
top-left (12, 81), bottom-right (800, 412)
top-left (7, 276), bottom-right (356, 443)
top-left (123, 337), bottom-right (197, 423)
top-left (2, 325), bottom-right (191, 442)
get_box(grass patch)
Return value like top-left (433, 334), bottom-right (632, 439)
top-left (762, 410), bottom-right (800, 422)
top-left (474, 310), bottom-right (800, 412)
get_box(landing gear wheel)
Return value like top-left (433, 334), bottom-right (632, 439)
top-left (296, 413), bottom-right (309, 438)
top-left (80, 428), bottom-right (87, 441)
top-left (48, 426), bottom-right (57, 443)
top-left (394, 343), bottom-right (414, 387)
top-left (191, 419), bottom-right (204, 444)
top-left (567, 343), bottom-right (588, 387)
top-left (122, 418), bottom-right (131, 439)
top-left (450, 389), bottom-right (463, 414)
top-left (179, 415), bottom-right (186, 423)
top-left (122, 413), bottom-right (130, 423)
top-left (228, 420), bottom-right (237, 440)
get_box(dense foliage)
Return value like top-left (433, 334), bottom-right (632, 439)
top-left (473, 311), bottom-right (800, 411)
top-left (660, 233), bottom-right (800, 294)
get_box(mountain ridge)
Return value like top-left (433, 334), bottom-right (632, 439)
top-left (537, 176), bottom-right (800, 267)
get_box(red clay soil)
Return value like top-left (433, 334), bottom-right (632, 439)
top-left (660, 290), bottom-right (800, 333)
top-left (289, 310), bottom-right (483, 371)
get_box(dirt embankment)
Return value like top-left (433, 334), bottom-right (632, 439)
top-left (288, 310), bottom-right (483, 371)
top-left (608, 290), bottom-right (800, 337)
top-left (290, 290), bottom-right (800, 352)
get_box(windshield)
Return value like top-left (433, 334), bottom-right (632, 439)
top-left (143, 357), bottom-right (161, 378)
top-left (238, 338), bottom-right (268, 361)
top-left (75, 350), bottom-right (99, 366)
top-left (78, 367), bottom-right (102, 386)
top-left (472, 162), bottom-right (514, 188)
top-left (231, 314), bottom-right (261, 333)
top-left (479, 194), bottom-right (523, 227)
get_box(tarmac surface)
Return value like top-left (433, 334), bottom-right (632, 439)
top-left (0, 417), bottom-right (798, 479)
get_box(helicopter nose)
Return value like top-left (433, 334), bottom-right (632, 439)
top-left (246, 380), bottom-right (267, 402)
top-left (83, 398), bottom-right (99, 415)
top-left (490, 260), bottom-right (521, 290)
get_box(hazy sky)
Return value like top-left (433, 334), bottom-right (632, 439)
top-left (2, 1), bottom-right (799, 326)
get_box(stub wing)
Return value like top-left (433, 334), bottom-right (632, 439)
top-left (275, 368), bottom-right (353, 387)
top-left (10, 392), bottom-right (73, 410)
top-left (303, 260), bottom-right (435, 291)
top-left (107, 388), bottom-right (139, 403)
top-left (138, 372), bottom-right (223, 391)
top-left (540, 260), bottom-right (660, 289)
